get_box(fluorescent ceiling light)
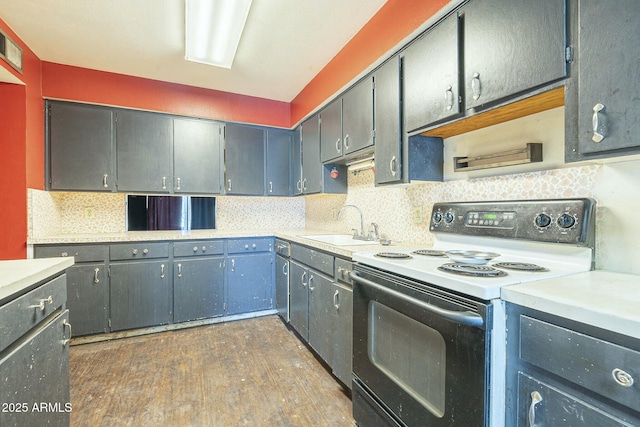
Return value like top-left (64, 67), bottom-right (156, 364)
top-left (185, 0), bottom-right (252, 69)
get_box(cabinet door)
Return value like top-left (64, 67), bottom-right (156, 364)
top-left (266, 128), bottom-right (291, 196)
top-left (66, 263), bottom-right (109, 336)
top-left (374, 56), bottom-right (403, 186)
top-left (275, 255), bottom-right (289, 322)
top-left (308, 271), bottom-right (333, 363)
top-left (575, 0), bottom-right (640, 154)
top-left (174, 118), bottom-right (222, 194)
top-left (289, 261), bottom-right (309, 340)
top-left (301, 115), bottom-right (322, 194)
top-left (0, 312), bottom-right (70, 427)
top-left (173, 257), bottom-right (224, 323)
top-left (224, 123), bottom-right (265, 195)
top-left (226, 253), bottom-right (273, 315)
top-left (116, 110), bottom-right (173, 193)
top-left (463, 0), bottom-right (567, 109)
top-left (47, 101), bottom-right (115, 191)
top-left (320, 99), bottom-right (343, 163)
top-left (332, 282), bottom-right (353, 389)
top-left (109, 260), bottom-right (171, 331)
top-left (404, 13), bottom-right (460, 132)
top-left (292, 126), bottom-right (303, 195)
top-left (342, 77), bottom-right (374, 156)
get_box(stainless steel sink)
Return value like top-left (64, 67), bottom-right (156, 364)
top-left (299, 234), bottom-right (377, 246)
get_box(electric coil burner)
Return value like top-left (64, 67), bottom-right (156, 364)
top-left (374, 252), bottom-right (413, 259)
top-left (412, 249), bottom-right (447, 257)
top-left (438, 263), bottom-right (508, 277)
top-left (492, 262), bottom-right (548, 272)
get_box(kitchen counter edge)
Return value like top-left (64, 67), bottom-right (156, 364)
top-left (0, 257), bottom-right (74, 303)
top-left (501, 270), bottom-right (640, 341)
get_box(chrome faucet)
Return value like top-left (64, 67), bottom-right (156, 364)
top-left (337, 204), bottom-right (370, 241)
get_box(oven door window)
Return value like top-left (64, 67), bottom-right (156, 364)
top-left (369, 300), bottom-right (446, 418)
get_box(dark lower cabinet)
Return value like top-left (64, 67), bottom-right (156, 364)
top-left (289, 260), bottom-right (309, 340)
top-left (109, 260), bottom-right (171, 331)
top-left (0, 311), bottom-right (71, 427)
top-left (331, 281), bottom-right (353, 389)
top-left (66, 263), bottom-right (109, 336)
top-left (275, 254), bottom-right (289, 321)
top-left (173, 257), bottom-right (225, 323)
top-left (226, 253), bottom-right (273, 315)
top-left (308, 271), bottom-right (334, 363)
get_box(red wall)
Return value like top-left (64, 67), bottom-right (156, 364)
top-left (42, 63), bottom-right (290, 128)
top-left (291, 0), bottom-right (450, 124)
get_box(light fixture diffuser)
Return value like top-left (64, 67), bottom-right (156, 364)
top-left (185, 0), bottom-right (252, 69)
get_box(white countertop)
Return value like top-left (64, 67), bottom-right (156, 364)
top-left (0, 257), bottom-right (74, 303)
top-left (502, 270), bottom-right (640, 340)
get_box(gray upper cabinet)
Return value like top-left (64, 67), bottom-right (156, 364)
top-left (292, 126), bottom-right (303, 195)
top-left (320, 99), bottom-right (343, 163)
top-left (403, 13), bottom-right (460, 133)
top-left (463, 0), bottom-right (567, 110)
top-left (47, 101), bottom-right (115, 191)
top-left (342, 77), bottom-right (374, 157)
top-left (116, 109), bottom-right (173, 193)
top-left (301, 115), bottom-right (322, 194)
top-left (266, 128), bottom-right (292, 196)
top-left (374, 56), bottom-right (403, 186)
top-left (569, 0), bottom-right (640, 158)
top-left (320, 78), bottom-right (374, 163)
top-left (224, 123), bottom-right (265, 195)
top-left (173, 118), bottom-right (222, 194)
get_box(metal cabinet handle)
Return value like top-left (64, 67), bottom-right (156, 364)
top-left (162, 176), bottom-right (167, 190)
top-left (296, 179), bottom-right (302, 192)
top-left (176, 177), bottom-right (181, 190)
top-left (344, 134), bottom-right (350, 150)
top-left (302, 178), bottom-right (307, 191)
top-left (283, 263), bottom-right (289, 276)
top-left (269, 181), bottom-right (273, 193)
top-left (63, 319), bottom-right (72, 346)
top-left (94, 268), bottom-right (100, 284)
top-left (471, 72), bottom-right (481, 101)
top-left (389, 156), bottom-right (397, 177)
top-left (334, 289), bottom-right (340, 310)
top-left (335, 138), bottom-right (342, 153)
top-left (592, 103), bottom-right (606, 143)
top-left (301, 271), bottom-right (307, 287)
top-left (227, 179), bottom-right (232, 192)
top-left (160, 264), bottom-right (165, 278)
top-left (231, 259), bottom-right (235, 272)
top-left (612, 368), bottom-right (635, 387)
top-left (177, 263), bottom-right (182, 278)
top-left (445, 85), bottom-right (454, 111)
top-left (308, 274), bottom-right (315, 291)
top-left (103, 174), bottom-right (109, 188)
top-left (528, 391), bottom-right (542, 427)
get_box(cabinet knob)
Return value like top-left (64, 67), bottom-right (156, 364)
top-left (61, 252), bottom-right (68, 257)
top-left (202, 246), bottom-right (206, 252)
top-left (143, 248), bottom-right (149, 254)
top-left (252, 244), bottom-right (257, 249)
top-left (245, 244), bottom-right (249, 249)
top-left (193, 246), bottom-right (198, 252)
top-left (612, 368), bottom-right (634, 387)
top-left (132, 249), bottom-right (138, 255)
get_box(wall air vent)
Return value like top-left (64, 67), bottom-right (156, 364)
top-left (0, 29), bottom-right (23, 74)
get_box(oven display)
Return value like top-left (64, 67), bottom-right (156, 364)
top-left (466, 211), bottom-right (516, 228)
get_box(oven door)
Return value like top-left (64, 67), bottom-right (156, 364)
top-left (351, 265), bottom-right (490, 427)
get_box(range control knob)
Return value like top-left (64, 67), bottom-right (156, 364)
top-left (444, 211), bottom-right (455, 224)
top-left (433, 212), bottom-right (443, 224)
top-left (557, 213), bottom-right (576, 229)
top-left (534, 213), bottom-right (552, 228)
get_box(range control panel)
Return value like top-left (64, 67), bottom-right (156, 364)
top-left (430, 199), bottom-right (596, 246)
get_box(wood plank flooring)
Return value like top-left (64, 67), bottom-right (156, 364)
top-left (69, 316), bottom-right (355, 426)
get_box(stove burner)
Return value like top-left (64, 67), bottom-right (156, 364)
top-left (412, 249), bottom-right (447, 257)
top-left (438, 263), bottom-right (508, 277)
top-left (374, 252), bottom-right (413, 260)
top-left (493, 262), bottom-right (548, 272)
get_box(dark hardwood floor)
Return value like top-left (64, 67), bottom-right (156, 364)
top-left (69, 316), bottom-right (355, 426)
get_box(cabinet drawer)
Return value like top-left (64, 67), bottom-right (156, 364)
top-left (173, 240), bottom-right (224, 257)
top-left (109, 242), bottom-right (169, 260)
top-left (274, 239), bottom-right (291, 257)
top-left (35, 244), bottom-right (106, 263)
top-left (335, 258), bottom-right (354, 285)
top-left (0, 274), bottom-right (67, 353)
top-left (227, 238), bottom-right (273, 254)
top-left (520, 315), bottom-right (640, 413)
top-left (517, 372), bottom-right (635, 427)
top-left (291, 244), bottom-right (334, 276)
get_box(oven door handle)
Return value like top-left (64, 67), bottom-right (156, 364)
top-left (350, 271), bottom-right (485, 328)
